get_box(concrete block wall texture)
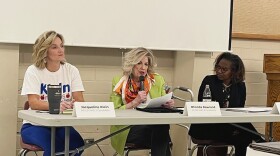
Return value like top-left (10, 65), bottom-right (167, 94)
top-left (15, 38), bottom-right (280, 155)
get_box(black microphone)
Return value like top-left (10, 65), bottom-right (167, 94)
top-left (139, 76), bottom-right (145, 91)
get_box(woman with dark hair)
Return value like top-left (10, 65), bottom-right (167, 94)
top-left (189, 52), bottom-right (264, 156)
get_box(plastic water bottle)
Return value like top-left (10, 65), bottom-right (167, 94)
top-left (202, 84), bottom-right (212, 102)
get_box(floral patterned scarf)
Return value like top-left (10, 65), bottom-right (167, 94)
top-left (114, 74), bottom-right (155, 104)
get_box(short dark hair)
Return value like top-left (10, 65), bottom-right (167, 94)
top-left (214, 52), bottom-right (245, 83)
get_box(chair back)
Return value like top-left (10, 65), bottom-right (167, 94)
top-left (24, 101), bottom-right (30, 110)
top-left (172, 86), bottom-right (194, 102)
top-left (18, 101), bottom-right (43, 156)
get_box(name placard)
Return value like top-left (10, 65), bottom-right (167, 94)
top-left (73, 102), bottom-right (116, 118)
top-left (271, 102), bottom-right (280, 114)
top-left (183, 102), bottom-right (221, 116)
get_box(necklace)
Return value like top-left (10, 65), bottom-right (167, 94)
top-left (222, 83), bottom-right (231, 108)
top-left (223, 83), bottom-right (232, 88)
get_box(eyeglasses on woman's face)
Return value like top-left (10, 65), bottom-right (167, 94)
top-left (214, 64), bottom-right (231, 73)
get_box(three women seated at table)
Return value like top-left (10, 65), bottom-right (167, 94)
top-left (21, 31), bottom-right (263, 156)
top-left (110, 47), bottom-right (175, 156)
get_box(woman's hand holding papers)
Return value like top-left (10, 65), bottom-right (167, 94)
top-left (162, 99), bottom-right (175, 109)
top-left (60, 99), bottom-right (75, 112)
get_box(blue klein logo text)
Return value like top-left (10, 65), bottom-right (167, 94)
top-left (40, 83), bottom-right (70, 94)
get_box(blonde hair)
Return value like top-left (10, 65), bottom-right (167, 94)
top-left (123, 47), bottom-right (157, 76)
top-left (32, 30), bottom-right (65, 69)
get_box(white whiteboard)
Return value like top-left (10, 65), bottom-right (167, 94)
top-left (0, 0), bottom-right (231, 52)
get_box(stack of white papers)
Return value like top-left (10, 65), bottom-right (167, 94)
top-left (225, 107), bottom-right (272, 113)
top-left (61, 109), bottom-right (73, 114)
top-left (250, 142), bottom-right (280, 155)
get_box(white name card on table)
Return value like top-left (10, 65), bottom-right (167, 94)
top-left (73, 102), bottom-right (116, 118)
top-left (183, 102), bottom-right (221, 116)
top-left (271, 102), bottom-right (280, 114)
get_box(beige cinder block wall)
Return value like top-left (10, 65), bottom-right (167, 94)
top-left (0, 43), bottom-right (19, 156)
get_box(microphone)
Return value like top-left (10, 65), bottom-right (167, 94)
top-left (139, 76), bottom-right (145, 91)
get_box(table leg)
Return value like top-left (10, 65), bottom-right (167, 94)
top-left (65, 126), bottom-right (70, 156)
top-left (269, 122), bottom-right (273, 141)
top-left (51, 127), bottom-right (56, 156)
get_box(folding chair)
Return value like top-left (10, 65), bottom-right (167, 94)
top-left (18, 137), bottom-right (43, 156)
top-left (113, 142), bottom-right (173, 156)
top-left (18, 101), bottom-right (43, 156)
top-left (112, 143), bottom-right (151, 156)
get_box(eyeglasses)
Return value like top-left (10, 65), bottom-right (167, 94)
top-left (215, 65), bottom-right (231, 73)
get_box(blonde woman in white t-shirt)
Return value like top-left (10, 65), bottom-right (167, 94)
top-left (21, 31), bottom-right (85, 156)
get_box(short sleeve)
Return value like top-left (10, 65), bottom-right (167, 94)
top-left (70, 65), bottom-right (85, 92)
top-left (21, 66), bottom-right (41, 95)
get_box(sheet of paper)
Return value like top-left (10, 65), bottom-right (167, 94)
top-left (226, 107), bottom-right (272, 113)
top-left (61, 109), bottom-right (73, 115)
top-left (250, 142), bottom-right (280, 155)
top-left (137, 92), bottom-right (173, 109)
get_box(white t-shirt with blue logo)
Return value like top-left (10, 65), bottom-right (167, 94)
top-left (21, 62), bottom-right (84, 125)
